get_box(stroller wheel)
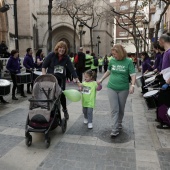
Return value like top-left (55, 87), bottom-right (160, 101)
top-left (45, 137), bottom-right (50, 148)
top-left (61, 118), bottom-right (67, 133)
top-left (25, 135), bottom-right (32, 147)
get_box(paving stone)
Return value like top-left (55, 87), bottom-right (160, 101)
top-left (0, 134), bottom-right (24, 158)
top-left (66, 114), bottom-right (134, 144)
top-left (157, 149), bottom-right (170, 170)
top-left (37, 142), bottom-right (136, 170)
top-left (0, 108), bottom-right (28, 129)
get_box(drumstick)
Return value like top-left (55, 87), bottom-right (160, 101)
top-left (144, 80), bottom-right (155, 88)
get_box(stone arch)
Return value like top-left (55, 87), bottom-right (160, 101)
top-left (42, 22), bottom-right (80, 54)
top-left (0, 0), bottom-right (8, 43)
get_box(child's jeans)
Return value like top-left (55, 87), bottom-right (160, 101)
top-left (83, 107), bottom-right (93, 123)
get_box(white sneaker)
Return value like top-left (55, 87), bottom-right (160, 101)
top-left (110, 132), bottom-right (119, 137)
top-left (84, 118), bottom-right (88, 124)
top-left (88, 123), bottom-right (93, 129)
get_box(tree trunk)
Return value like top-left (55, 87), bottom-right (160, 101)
top-left (90, 28), bottom-right (93, 53)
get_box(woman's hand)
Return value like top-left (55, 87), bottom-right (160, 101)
top-left (97, 79), bottom-right (102, 85)
top-left (129, 85), bottom-right (134, 94)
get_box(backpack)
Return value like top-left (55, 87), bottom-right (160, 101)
top-left (74, 54), bottom-right (78, 64)
top-left (93, 58), bottom-right (98, 66)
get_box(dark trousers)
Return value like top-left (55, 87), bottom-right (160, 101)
top-left (104, 65), bottom-right (108, 72)
top-left (141, 76), bottom-right (148, 94)
top-left (26, 70), bottom-right (33, 92)
top-left (91, 68), bottom-right (97, 81)
top-left (76, 70), bottom-right (83, 83)
top-left (57, 78), bottom-right (67, 110)
top-left (11, 73), bottom-right (24, 96)
top-left (99, 66), bottom-right (102, 73)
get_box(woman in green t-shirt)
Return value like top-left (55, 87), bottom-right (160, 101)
top-left (98, 44), bottom-right (136, 137)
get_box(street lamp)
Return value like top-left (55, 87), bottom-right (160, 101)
top-left (79, 23), bottom-right (83, 47)
top-left (143, 20), bottom-right (149, 52)
top-left (97, 35), bottom-right (101, 56)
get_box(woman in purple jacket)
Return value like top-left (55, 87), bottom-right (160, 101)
top-left (141, 51), bottom-right (153, 93)
top-left (6, 50), bottom-right (27, 100)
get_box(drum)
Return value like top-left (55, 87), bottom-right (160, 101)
top-left (143, 90), bottom-right (159, 109)
top-left (144, 71), bottom-right (155, 78)
top-left (136, 76), bottom-right (142, 87)
top-left (16, 73), bottom-right (32, 84)
top-left (33, 71), bottom-right (42, 81)
top-left (167, 108), bottom-right (170, 117)
top-left (0, 79), bottom-right (11, 96)
top-left (145, 76), bottom-right (156, 84)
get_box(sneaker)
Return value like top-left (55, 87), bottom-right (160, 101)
top-left (21, 94), bottom-right (27, 97)
top-left (27, 91), bottom-right (32, 94)
top-left (118, 124), bottom-right (122, 129)
top-left (88, 123), bottom-right (93, 129)
top-left (12, 96), bottom-right (18, 100)
top-left (110, 132), bottom-right (119, 137)
top-left (84, 118), bottom-right (88, 124)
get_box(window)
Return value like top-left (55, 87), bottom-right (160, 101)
top-left (119, 31), bottom-right (128, 36)
top-left (120, 5), bottom-right (128, 11)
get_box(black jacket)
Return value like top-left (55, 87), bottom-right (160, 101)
top-left (42, 52), bottom-right (78, 79)
top-left (76, 52), bottom-right (85, 72)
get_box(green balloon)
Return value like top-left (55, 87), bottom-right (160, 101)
top-left (63, 89), bottom-right (81, 102)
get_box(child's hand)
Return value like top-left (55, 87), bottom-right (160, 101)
top-left (97, 80), bottom-right (102, 85)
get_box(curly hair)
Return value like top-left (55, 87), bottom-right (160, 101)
top-left (54, 41), bottom-right (68, 55)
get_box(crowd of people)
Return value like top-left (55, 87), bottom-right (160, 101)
top-left (1, 32), bottom-right (170, 136)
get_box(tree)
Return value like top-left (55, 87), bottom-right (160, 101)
top-left (56, 0), bottom-right (84, 53)
top-left (103, 0), bottom-right (149, 69)
top-left (75, 0), bottom-right (103, 52)
top-left (154, 0), bottom-right (170, 42)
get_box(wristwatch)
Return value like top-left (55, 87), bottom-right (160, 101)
top-left (131, 85), bottom-right (135, 87)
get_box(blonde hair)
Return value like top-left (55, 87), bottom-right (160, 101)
top-left (112, 44), bottom-right (127, 60)
top-left (54, 41), bottom-right (68, 55)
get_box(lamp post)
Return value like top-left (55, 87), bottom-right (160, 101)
top-left (79, 23), bottom-right (84, 47)
top-left (48, 0), bottom-right (53, 53)
top-left (14, 0), bottom-right (19, 50)
top-left (97, 35), bottom-right (101, 57)
top-left (143, 20), bottom-right (149, 52)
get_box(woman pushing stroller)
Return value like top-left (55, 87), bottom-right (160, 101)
top-left (42, 41), bottom-right (81, 120)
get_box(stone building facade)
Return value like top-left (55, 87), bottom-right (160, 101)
top-left (0, 0), bottom-right (113, 57)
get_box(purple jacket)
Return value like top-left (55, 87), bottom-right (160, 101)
top-left (35, 56), bottom-right (43, 69)
top-left (161, 49), bottom-right (170, 70)
top-left (158, 52), bottom-right (164, 72)
top-left (6, 56), bottom-right (20, 74)
top-left (23, 54), bottom-right (34, 69)
top-left (153, 52), bottom-right (161, 70)
top-left (142, 58), bottom-right (153, 74)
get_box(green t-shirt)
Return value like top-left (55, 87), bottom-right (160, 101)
top-left (107, 57), bottom-right (135, 91)
top-left (82, 81), bottom-right (98, 108)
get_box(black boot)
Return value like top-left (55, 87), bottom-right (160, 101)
top-left (63, 109), bottom-right (69, 120)
top-left (21, 93), bottom-right (27, 97)
top-left (12, 96), bottom-right (18, 100)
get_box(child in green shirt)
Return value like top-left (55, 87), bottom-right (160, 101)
top-left (80, 69), bottom-right (102, 129)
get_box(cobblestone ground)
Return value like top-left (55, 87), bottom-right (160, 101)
top-left (0, 72), bottom-right (170, 170)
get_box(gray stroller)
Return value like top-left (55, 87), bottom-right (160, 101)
top-left (25, 74), bottom-right (67, 148)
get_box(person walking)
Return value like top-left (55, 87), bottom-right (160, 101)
top-left (42, 41), bottom-right (81, 120)
top-left (84, 50), bottom-right (92, 72)
top-left (75, 47), bottom-right (85, 82)
top-left (98, 44), bottom-right (136, 137)
top-left (98, 56), bottom-right (103, 73)
top-left (103, 55), bottom-right (109, 72)
top-left (80, 69), bottom-right (102, 129)
top-left (23, 48), bottom-right (34, 94)
top-left (6, 50), bottom-right (27, 100)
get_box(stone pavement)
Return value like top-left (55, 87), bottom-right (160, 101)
top-left (0, 72), bottom-right (170, 170)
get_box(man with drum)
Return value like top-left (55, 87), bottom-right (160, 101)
top-left (23, 48), bottom-right (34, 94)
top-left (6, 50), bottom-right (27, 100)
